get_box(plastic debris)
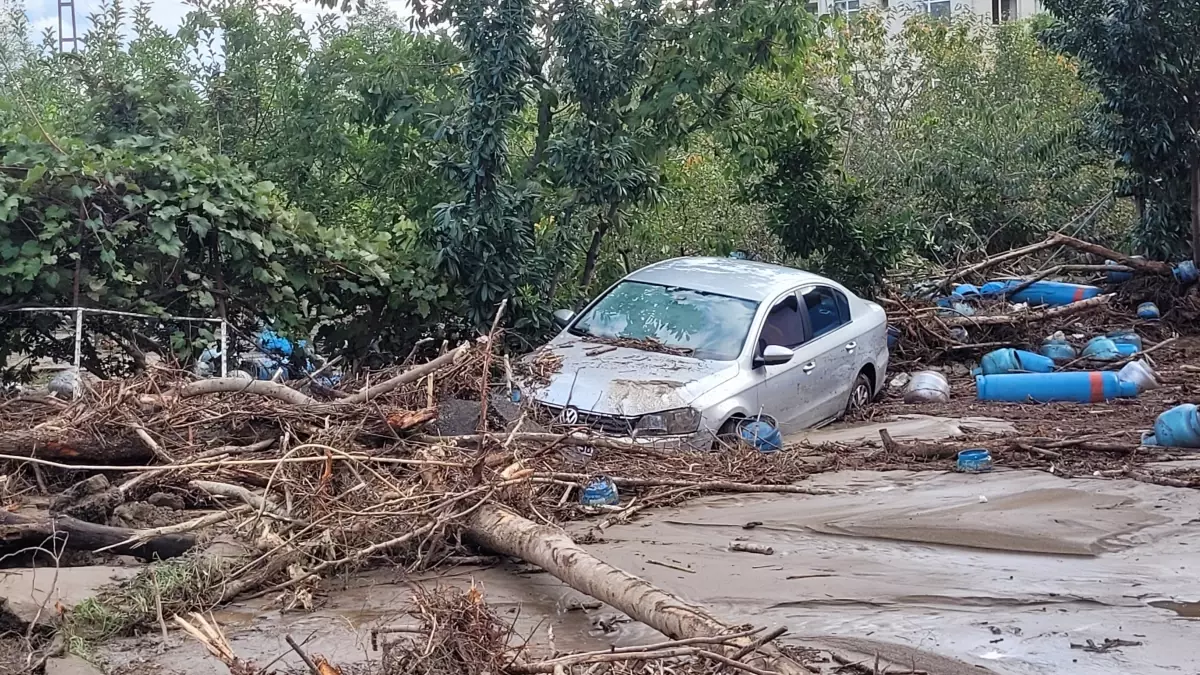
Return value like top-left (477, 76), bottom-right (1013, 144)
top-left (739, 420), bottom-right (783, 454)
top-left (1143, 404), bottom-right (1200, 449)
top-left (1082, 336), bottom-right (1120, 361)
top-left (1137, 302), bottom-right (1160, 320)
top-left (979, 348), bottom-right (1055, 375)
top-left (1117, 359), bottom-right (1159, 392)
top-left (956, 448), bottom-right (993, 473)
top-left (580, 476), bottom-right (620, 506)
top-left (904, 370), bottom-right (950, 403)
top-left (1107, 329), bottom-right (1143, 351)
top-left (976, 371), bottom-right (1140, 403)
top-left (1173, 260), bottom-right (1198, 284)
top-left (1040, 331), bottom-right (1077, 363)
top-left (1004, 280), bottom-right (1101, 307)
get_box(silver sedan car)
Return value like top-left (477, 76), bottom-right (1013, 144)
top-left (518, 257), bottom-right (889, 450)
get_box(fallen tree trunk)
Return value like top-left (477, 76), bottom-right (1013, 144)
top-left (464, 504), bottom-right (811, 675)
top-left (0, 510), bottom-right (195, 560)
top-left (0, 427), bottom-right (146, 463)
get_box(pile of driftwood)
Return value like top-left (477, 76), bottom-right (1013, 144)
top-left (1, 340), bottom-right (835, 675)
top-left (883, 232), bottom-right (1198, 362)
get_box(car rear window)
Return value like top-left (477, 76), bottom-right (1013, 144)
top-left (571, 281), bottom-right (759, 360)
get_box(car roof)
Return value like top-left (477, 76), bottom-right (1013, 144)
top-left (624, 257), bottom-right (835, 302)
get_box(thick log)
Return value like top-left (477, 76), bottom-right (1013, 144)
top-left (0, 510), bottom-right (196, 560)
top-left (0, 427), bottom-right (146, 463)
top-left (464, 504), bottom-right (810, 675)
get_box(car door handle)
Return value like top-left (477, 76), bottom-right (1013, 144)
top-left (845, 342), bottom-right (857, 351)
top-left (802, 361), bottom-right (816, 373)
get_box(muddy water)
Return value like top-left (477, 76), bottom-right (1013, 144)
top-left (101, 468), bottom-right (1200, 675)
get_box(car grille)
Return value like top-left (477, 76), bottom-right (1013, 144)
top-left (534, 403), bottom-right (637, 436)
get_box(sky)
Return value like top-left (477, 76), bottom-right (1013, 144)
top-left (22, 0), bottom-right (407, 43)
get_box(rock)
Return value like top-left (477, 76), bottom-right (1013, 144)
top-left (110, 502), bottom-right (174, 530)
top-left (146, 492), bottom-right (185, 510)
top-left (50, 476), bottom-right (124, 524)
top-left (889, 373), bottom-right (911, 390)
top-left (44, 655), bottom-right (104, 675)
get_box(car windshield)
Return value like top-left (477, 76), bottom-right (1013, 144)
top-left (570, 281), bottom-right (758, 360)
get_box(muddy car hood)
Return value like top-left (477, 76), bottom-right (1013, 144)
top-left (523, 337), bottom-right (740, 416)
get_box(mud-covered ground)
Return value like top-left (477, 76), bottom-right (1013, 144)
top-left (6, 337), bottom-right (1199, 675)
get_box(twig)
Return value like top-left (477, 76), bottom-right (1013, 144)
top-left (729, 626), bottom-right (789, 661)
top-left (646, 558), bottom-right (695, 574)
top-left (478, 299), bottom-right (509, 434)
top-left (285, 635), bottom-right (321, 675)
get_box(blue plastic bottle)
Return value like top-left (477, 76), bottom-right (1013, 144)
top-left (1083, 337), bottom-right (1121, 361)
top-left (1151, 404), bottom-right (1200, 448)
top-left (976, 372), bottom-right (1140, 403)
top-left (1007, 281), bottom-right (1101, 307)
top-left (980, 349), bottom-right (1055, 375)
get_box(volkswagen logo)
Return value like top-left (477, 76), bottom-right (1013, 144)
top-left (559, 406), bottom-right (580, 425)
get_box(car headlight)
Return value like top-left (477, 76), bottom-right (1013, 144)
top-left (635, 408), bottom-right (702, 436)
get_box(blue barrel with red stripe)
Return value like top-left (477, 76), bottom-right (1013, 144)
top-left (1005, 281), bottom-right (1101, 307)
top-left (975, 372), bottom-right (1140, 403)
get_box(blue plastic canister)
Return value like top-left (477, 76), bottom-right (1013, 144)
top-left (1174, 260), bottom-right (1199, 284)
top-left (956, 449), bottom-right (993, 473)
top-left (1106, 259), bottom-right (1134, 283)
top-left (1107, 330), bottom-right (1143, 351)
top-left (953, 284), bottom-right (981, 298)
top-left (980, 281), bottom-right (1009, 296)
top-left (1040, 337), bottom-right (1077, 363)
top-left (580, 477), bottom-right (620, 506)
top-left (1007, 281), bottom-right (1101, 307)
top-left (976, 372), bottom-right (1140, 403)
top-left (740, 420), bottom-right (783, 454)
top-left (1083, 337), bottom-right (1121, 361)
top-left (1150, 404), bottom-right (1200, 448)
top-left (980, 349), bottom-right (1056, 375)
top-left (1137, 302), bottom-right (1161, 320)
top-left (887, 325), bottom-right (901, 349)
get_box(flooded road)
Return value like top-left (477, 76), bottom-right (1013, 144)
top-left (582, 468), bottom-right (1200, 675)
top-left (100, 468), bottom-right (1200, 674)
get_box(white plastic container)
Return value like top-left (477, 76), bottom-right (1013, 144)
top-left (904, 370), bottom-right (950, 403)
top-left (1118, 359), bottom-right (1160, 392)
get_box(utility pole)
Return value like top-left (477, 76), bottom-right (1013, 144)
top-left (58, 0), bottom-right (79, 52)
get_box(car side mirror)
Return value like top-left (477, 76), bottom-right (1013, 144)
top-left (756, 345), bottom-right (794, 368)
top-left (552, 309), bottom-right (576, 328)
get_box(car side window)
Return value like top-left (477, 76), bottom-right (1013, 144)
top-left (758, 293), bottom-right (807, 351)
top-left (803, 286), bottom-right (850, 338)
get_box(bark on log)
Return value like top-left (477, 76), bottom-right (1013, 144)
top-left (0, 427), bottom-right (146, 463)
top-left (0, 510), bottom-right (195, 560)
top-left (464, 504), bottom-right (810, 675)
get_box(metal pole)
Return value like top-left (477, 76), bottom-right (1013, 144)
top-left (72, 308), bottom-right (84, 399)
top-left (219, 320), bottom-right (228, 377)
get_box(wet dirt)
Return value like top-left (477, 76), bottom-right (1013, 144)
top-left (95, 468), bottom-right (1200, 675)
top-left (579, 469), bottom-right (1200, 675)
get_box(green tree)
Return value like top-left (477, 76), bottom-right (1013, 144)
top-left (1040, 0), bottom-right (1200, 263)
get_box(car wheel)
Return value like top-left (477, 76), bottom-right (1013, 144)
top-left (715, 417), bottom-right (746, 450)
top-left (844, 372), bottom-right (873, 418)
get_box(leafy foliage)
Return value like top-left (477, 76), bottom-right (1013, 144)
top-left (1040, 0), bottom-right (1200, 262)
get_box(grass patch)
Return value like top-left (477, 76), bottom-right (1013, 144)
top-left (63, 554), bottom-right (237, 647)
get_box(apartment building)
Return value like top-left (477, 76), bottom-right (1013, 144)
top-left (806, 0), bottom-right (1045, 22)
